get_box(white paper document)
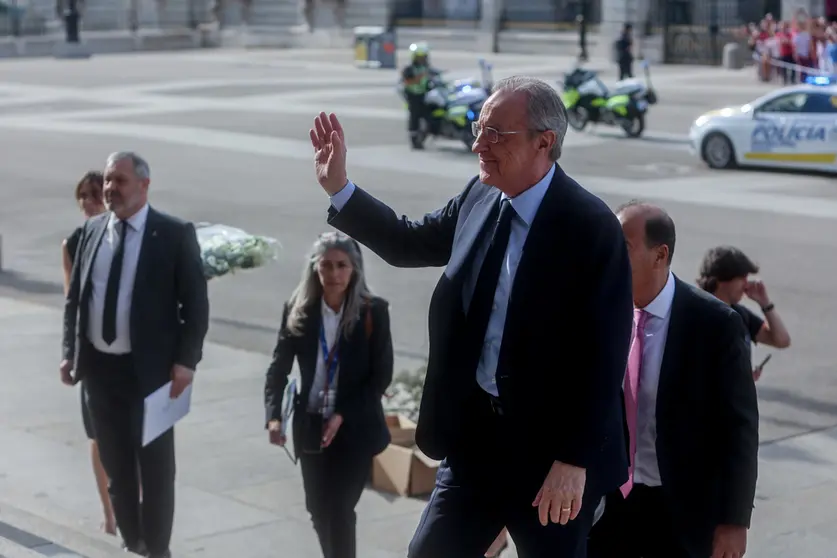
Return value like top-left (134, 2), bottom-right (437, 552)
top-left (142, 381), bottom-right (193, 447)
top-left (281, 379), bottom-right (297, 438)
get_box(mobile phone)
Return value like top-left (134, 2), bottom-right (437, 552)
top-left (757, 353), bottom-right (772, 369)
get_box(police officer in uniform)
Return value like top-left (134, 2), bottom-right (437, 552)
top-left (401, 42), bottom-right (434, 149)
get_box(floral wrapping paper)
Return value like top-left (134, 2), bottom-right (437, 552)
top-left (195, 223), bottom-right (281, 280)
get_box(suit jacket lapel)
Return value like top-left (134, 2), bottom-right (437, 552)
top-left (301, 302), bottom-right (323, 395)
top-left (445, 187), bottom-right (501, 280)
top-left (505, 167), bottom-right (562, 312)
top-left (657, 277), bottom-right (687, 414)
top-left (131, 207), bottom-right (157, 311)
top-left (82, 215), bottom-right (110, 299)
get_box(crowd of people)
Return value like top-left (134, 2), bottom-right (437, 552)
top-left (58, 73), bottom-right (794, 558)
top-left (746, 11), bottom-right (837, 82)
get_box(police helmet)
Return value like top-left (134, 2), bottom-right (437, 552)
top-left (409, 42), bottom-right (430, 65)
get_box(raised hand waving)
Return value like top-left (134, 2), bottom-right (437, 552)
top-left (309, 112), bottom-right (349, 195)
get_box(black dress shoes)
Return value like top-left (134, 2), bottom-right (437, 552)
top-left (121, 540), bottom-right (148, 555)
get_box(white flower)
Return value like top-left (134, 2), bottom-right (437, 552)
top-left (195, 223), bottom-right (281, 280)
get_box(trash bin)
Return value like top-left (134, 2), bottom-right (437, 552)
top-left (353, 26), bottom-right (396, 69)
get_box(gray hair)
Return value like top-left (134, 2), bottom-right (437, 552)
top-left (286, 232), bottom-right (373, 339)
top-left (105, 151), bottom-right (151, 180)
top-left (492, 76), bottom-right (568, 161)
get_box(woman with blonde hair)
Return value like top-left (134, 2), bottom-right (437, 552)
top-left (61, 170), bottom-right (117, 536)
top-left (264, 232), bottom-right (394, 558)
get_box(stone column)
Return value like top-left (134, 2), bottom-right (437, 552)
top-left (137, 0), bottom-right (160, 27)
top-left (595, 0), bottom-right (630, 60)
top-left (477, 0), bottom-right (502, 52)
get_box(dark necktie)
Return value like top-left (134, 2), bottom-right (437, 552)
top-left (466, 198), bottom-right (515, 354)
top-left (102, 220), bottom-right (127, 345)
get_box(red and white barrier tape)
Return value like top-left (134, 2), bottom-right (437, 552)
top-left (751, 51), bottom-right (836, 77)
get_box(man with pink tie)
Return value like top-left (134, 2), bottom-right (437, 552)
top-left (588, 201), bottom-right (759, 558)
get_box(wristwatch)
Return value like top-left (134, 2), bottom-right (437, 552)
top-left (761, 302), bottom-right (775, 313)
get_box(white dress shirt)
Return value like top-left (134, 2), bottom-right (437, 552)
top-left (87, 204), bottom-right (149, 355)
top-left (330, 164), bottom-right (556, 397)
top-left (307, 299), bottom-right (343, 418)
top-left (632, 270), bottom-right (676, 487)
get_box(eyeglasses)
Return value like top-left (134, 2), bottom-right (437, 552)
top-left (471, 122), bottom-right (532, 143)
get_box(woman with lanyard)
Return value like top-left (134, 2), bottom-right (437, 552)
top-left (264, 232), bottom-right (394, 558)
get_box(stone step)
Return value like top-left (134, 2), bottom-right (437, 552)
top-left (497, 30), bottom-right (597, 56)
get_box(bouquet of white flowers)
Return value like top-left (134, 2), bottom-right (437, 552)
top-left (195, 223), bottom-right (281, 280)
top-left (382, 365), bottom-right (426, 422)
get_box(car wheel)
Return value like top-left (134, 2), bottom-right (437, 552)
top-left (701, 132), bottom-right (736, 169)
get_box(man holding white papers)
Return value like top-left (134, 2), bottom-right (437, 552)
top-left (60, 152), bottom-right (209, 558)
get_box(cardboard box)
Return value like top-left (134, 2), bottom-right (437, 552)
top-left (385, 414), bottom-right (417, 447)
top-left (372, 443), bottom-right (440, 497)
top-left (371, 413), bottom-right (440, 497)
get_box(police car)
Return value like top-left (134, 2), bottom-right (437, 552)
top-left (689, 76), bottom-right (837, 174)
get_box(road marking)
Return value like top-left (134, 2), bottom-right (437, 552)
top-left (106, 76), bottom-right (403, 95)
top-left (627, 162), bottom-right (694, 175)
top-left (0, 116), bottom-right (834, 219)
top-left (0, 521), bottom-right (87, 558)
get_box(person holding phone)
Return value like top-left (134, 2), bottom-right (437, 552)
top-left (264, 232), bottom-right (393, 558)
top-left (697, 246), bottom-right (791, 381)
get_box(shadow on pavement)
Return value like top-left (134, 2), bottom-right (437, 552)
top-left (0, 270), bottom-right (64, 297)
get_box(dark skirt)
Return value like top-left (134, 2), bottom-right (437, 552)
top-left (81, 384), bottom-right (95, 440)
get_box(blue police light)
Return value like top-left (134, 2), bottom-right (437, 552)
top-left (461, 85), bottom-right (472, 92)
top-left (804, 75), bottom-right (835, 86)
top-left (466, 110), bottom-right (475, 120)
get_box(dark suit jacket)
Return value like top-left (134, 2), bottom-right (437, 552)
top-left (62, 207), bottom-right (210, 397)
top-left (327, 165), bottom-right (635, 493)
top-left (264, 296), bottom-right (394, 457)
top-left (652, 277), bottom-right (759, 556)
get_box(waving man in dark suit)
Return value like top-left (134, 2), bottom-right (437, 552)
top-left (308, 75), bottom-right (634, 557)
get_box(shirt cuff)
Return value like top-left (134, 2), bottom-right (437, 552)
top-left (329, 181), bottom-right (356, 211)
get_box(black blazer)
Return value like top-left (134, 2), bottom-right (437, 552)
top-left (264, 296), bottom-right (394, 457)
top-left (62, 207), bottom-right (210, 397)
top-left (653, 277), bottom-right (759, 556)
top-left (328, 165), bottom-right (635, 493)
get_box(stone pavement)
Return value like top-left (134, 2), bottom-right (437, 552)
top-left (0, 48), bottom-right (836, 557)
top-left (0, 295), bottom-right (426, 558)
top-left (3, 294), bottom-right (837, 558)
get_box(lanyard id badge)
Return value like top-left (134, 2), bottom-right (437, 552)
top-left (318, 324), bottom-right (339, 415)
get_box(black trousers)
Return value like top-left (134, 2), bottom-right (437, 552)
top-left (408, 387), bottom-right (600, 558)
top-left (81, 383), bottom-right (95, 440)
top-left (299, 443), bottom-right (371, 558)
top-left (587, 484), bottom-right (689, 558)
top-left (618, 58), bottom-right (633, 81)
top-left (81, 343), bottom-right (176, 556)
top-left (406, 93), bottom-right (426, 134)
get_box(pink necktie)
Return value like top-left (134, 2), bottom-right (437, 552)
top-left (621, 308), bottom-right (648, 498)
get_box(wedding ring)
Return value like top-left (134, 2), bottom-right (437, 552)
top-left (561, 506), bottom-right (571, 511)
